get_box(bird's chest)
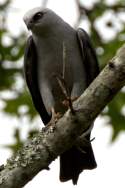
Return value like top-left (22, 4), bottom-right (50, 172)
top-left (37, 41), bottom-right (73, 90)
top-left (36, 41), bottom-right (73, 113)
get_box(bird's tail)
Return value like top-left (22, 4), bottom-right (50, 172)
top-left (59, 135), bottom-right (97, 185)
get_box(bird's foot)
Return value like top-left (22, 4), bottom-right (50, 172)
top-left (51, 107), bottom-right (62, 123)
top-left (62, 96), bottom-right (78, 115)
top-left (62, 96), bottom-right (78, 106)
top-left (54, 74), bottom-right (78, 115)
top-left (90, 137), bottom-right (95, 142)
top-left (44, 108), bottom-right (62, 133)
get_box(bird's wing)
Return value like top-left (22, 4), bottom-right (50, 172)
top-left (24, 35), bottom-right (50, 125)
top-left (77, 28), bottom-right (99, 86)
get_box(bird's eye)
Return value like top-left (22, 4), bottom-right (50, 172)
top-left (33, 12), bottom-right (43, 21)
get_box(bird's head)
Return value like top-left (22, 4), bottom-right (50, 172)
top-left (23, 7), bottom-right (62, 35)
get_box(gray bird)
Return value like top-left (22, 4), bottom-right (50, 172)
top-left (23, 7), bottom-right (99, 185)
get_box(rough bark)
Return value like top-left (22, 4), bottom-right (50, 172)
top-left (0, 44), bottom-right (125, 188)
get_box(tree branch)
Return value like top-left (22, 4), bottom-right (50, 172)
top-left (0, 44), bottom-right (125, 188)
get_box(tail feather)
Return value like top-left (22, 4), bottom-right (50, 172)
top-left (59, 136), bottom-right (97, 184)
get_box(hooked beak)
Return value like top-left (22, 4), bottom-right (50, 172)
top-left (23, 18), bottom-right (34, 30)
top-left (27, 21), bottom-right (34, 30)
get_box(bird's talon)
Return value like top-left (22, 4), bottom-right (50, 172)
top-left (62, 100), bottom-right (69, 107)
top-left (71, 96), bottom-right (79, 102)
top-left (90, 137), bottom-right (95, 142)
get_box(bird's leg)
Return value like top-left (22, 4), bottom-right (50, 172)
top-left (51, 107), bottom-right (62, 124)
top-left (45, 107), bottom-right (62, 132)
top-left (62, 96), bottom-right (79, 113)
top-left (54, 74), bottom-right (76, 115)
top-left (62, 97), bottom-right (76, 115)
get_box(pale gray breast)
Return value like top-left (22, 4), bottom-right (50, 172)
top-left (37, 36), bottom-right (73, 89)
top-left (33, 30), bottom-right (85, 113)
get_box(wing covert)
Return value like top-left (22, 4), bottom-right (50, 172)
top-left (24, 36), bottom-right (50, 125)
top-left (77, 28), bottom-right (99, 86)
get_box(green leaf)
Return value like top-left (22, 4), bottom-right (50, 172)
top-left (102, 92), bottom-right (125, 141)
top-left (3, 90), bottom-right (38, 119)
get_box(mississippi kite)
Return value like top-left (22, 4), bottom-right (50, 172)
top-left (23, 7), bottom-right (99, 185)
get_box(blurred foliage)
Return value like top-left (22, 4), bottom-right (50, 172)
top-left (0, 0), bottom-right (37, 118)
top-left (0, 0), bottom-right (125, 151)
top-left (3, 128), bottom-right (39, 154)
top-left (0, 0), bottom-right (38, 150)
top-left (3, 128), bottom-right (23, 153)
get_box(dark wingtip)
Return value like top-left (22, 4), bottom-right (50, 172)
top-left (72, 175), bottom-right (79, 185)
top-left (60, 176), bottom-right (78, 185)
top-left (59, 143), bottom-right (97, 185)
